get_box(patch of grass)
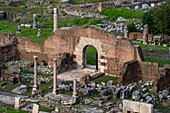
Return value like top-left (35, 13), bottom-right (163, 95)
top-left (39, 106), bottom-right (54, 112)
top-left (89, 18), bottom-right (102, 25)
top-left (154, 104), bottom-right (170, 113)
top-left (100, 8), bottom-right (145, 20)
top-left (0, 22), bottom-right (53, 44)
top-left (0, 109), bottom-right (5, 112)
top-left (70, 0), bottom-right (108, 5)
top-left (91, 76), bottom-right (118, 84)
top-left (137, 43), bottom-right (169, 54)
top-left (86, 45), bottom-right (97, 65)
top-left (144, 58), bottom-right (170, 66)
top-left (5, 110), bottom-right (28, 113)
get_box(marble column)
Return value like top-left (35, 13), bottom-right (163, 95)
top-left (53, 8), bottom-right (58, 32)
top-left (32, 55), bottom-right (38, 94)
top-left (33, 14), bottom-right (38, 29)
top-left (14, 97), bottom-right (21, 110)
top-left (72, 79), bottom-right (78, 98)
top-left (32, 104), bottom-right (39, 113)
top-left (168, 48), bottom-right (170, 55)
top-left (143, 24), bottom-right (148, 44)
top-left (53, 59), bottom-right (58, 95)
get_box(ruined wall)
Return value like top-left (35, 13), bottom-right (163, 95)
top-left (0, 33), bottom-right (15, 46)
top-left (138, 62), bottom-right (160, 81)
top-left (97, 2), bottom-right (115, 12)
top-left (0, 28), bottom-right (143, 76)
top-left (152, 65), bottom-right (170, 92)
top-left (129, 32), bottom-right (154, 41)
top-left (0, 33), bottom-right (17, 62)
top-left (16, 36), bottom-right (49, 62)
top-left (129, 32), bottom-right (170, 43)
top-left (118, 60), bottom-right (139, 84)
top-left (43, 28), bottom-right (143, 74)
top-left (118, 61), bottom-right (170, 92)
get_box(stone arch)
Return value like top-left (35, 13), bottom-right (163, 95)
top-left (74, 37), bottom-right (105, 72)
top-left (82, 45), bottom-right (98, 70)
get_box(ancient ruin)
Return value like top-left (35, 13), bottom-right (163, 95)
top-left (0, 0), bottom-right (169, 112)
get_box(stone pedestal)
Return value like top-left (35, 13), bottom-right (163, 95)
top-left (32, 104), bottom-right (39, 113)
top-left (53, 59), bottom-right (58, 95)
top-left (33, 14), bottom-right (38, 29)
top-left (32, 55), bottom-right (38, 95)
top-left (16, 25), bottom-right (21, 34)
top-left (36, 29), bottom-right (43, 37)
top-left (53, 8), bottom-right (58, 32)
top-left (14, 97), bottom-right (21, 110)
top-left (124, 31), bottom-right (129, 38)
top-left (143, 24), bottom-right (148, 44)
top-left (72, 79), bottom-right (78, 98)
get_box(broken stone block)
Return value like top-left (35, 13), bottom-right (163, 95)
top-left (92, 100), bottom-right (103, 106)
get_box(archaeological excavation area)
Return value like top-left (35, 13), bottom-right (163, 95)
top-left (0, 27), bottom-right (169, 112)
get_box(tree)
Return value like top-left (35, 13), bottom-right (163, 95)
top-left (153, 1), bottom-right (170, 35)
top-left (142, 9), bottom-right (158, 34)
top-left (142, 1), bottom-right (170, 35)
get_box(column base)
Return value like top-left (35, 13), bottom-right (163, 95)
top-left (14, 106), bottom-right (20, 110)
top-left (32, 85), bottom-right (38, 95)
top-left (72, 92), bottom-right (78, 98)
top-left (53, 89), bottom-right (58, 95)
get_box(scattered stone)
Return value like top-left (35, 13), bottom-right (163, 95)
top-left (12, 85), bottom-right (28, 94)
top-left (92, 100), bottom-right (103, 106)
top-left (149, 48), bottom-right (153, 52)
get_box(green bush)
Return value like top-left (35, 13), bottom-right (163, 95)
top-left (15, 18), bottom-right (20, 22)
top-left (127, 23), bottom-right (138, 32)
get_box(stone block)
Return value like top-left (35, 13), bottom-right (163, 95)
top-left (140, 102), bottom-right (153, 113)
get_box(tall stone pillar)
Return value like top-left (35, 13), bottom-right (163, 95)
top-left (53, 8), bottom-right (58, 32)
top-left (72, 79), bottom-right (78, 98)
top-left (32, 104), bottom-right (39, 113)
top-left (32, 55), bottom-right (38, 94)
top-left (143, 24), bottom-right (148, 44)
top-left (53, 59), bottom-right (58, 95)
top-left (168, 48), bottom-right (170, 55)
top-left (33, 14), bottom-right (38, 29)
top-left (14, 97), bottom-right (21, 110)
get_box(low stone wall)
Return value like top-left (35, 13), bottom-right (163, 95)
top-left (123, 100), bottom-right (153, 113)
top-left (129, 32), bottom-right (154, 41)
top-left (143, 52), bottom-right (170, 61)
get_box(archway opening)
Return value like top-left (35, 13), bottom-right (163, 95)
top-left (83, 45), bottom-right (98, 71)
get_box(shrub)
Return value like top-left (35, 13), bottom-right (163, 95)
top-left (127, 23), bottom-right (138, 32)
top-left (15, 18), bottom-right (20, 22)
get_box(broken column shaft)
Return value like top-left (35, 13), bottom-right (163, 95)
top-left (72, 79), bottom-right (78, 98)
top-left (53, 59), bottom-right (58, 95)
top-left (32, 55), bottom-right (38, 94)
top-left (53, 8), bottom-right (58, 32)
